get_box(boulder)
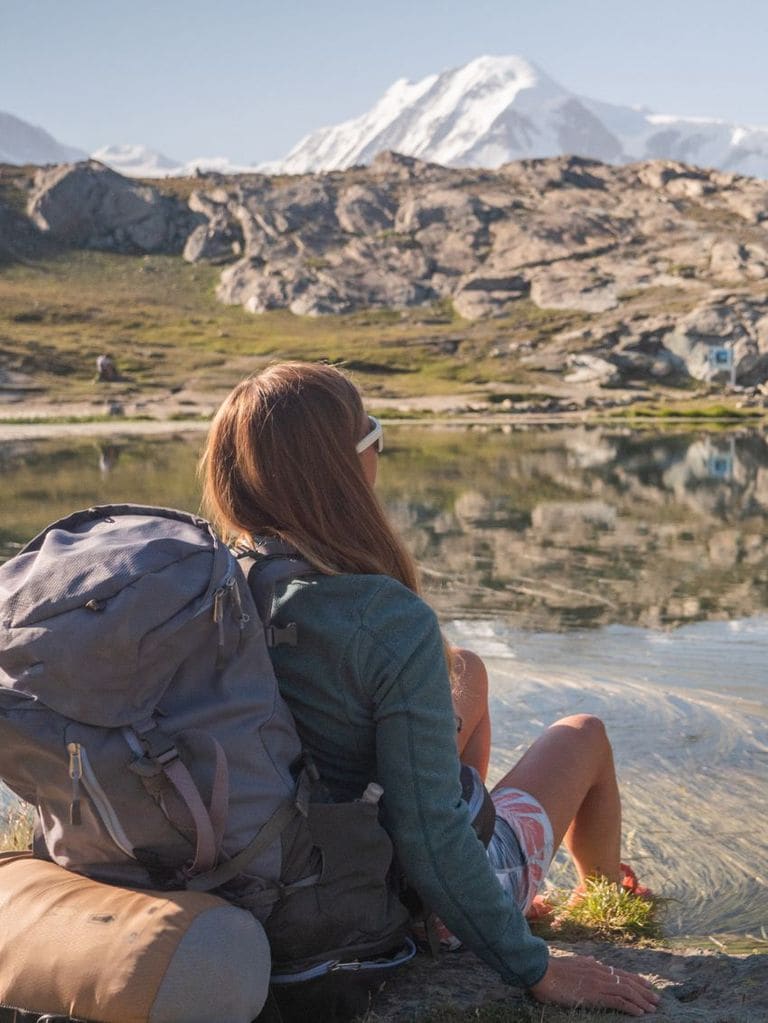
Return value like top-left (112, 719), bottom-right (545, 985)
top-left (183, 219), bottom-right (243, 263)
top-left (611, 326), bottom-right (685, 380)
top-left (564, 353), bottom-right (622, 386)
top-left (452, 273), bottom-right (529, 319)
top-left (28, 160), bottom-right (195, 253)
top-left (232, 178), bottom-right (341, 260)
top-left (709, 239), bottom-right (768, 281)
top-left (394, 188), bottom-right (490, 234)
top-left (636, 160), bottom-right (712, 192)
top-left (531, 500), bottom-right (617, 533)
top-left (721, 181), bottom-right (768, 224)
top-left (662, 297), bottom-right (768, 384)
top-left (530, 268), bottom-right (619, 313)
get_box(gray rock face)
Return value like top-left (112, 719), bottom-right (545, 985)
top-left (182, 189), bottom-right (243, 263)
top-left (0, 200), bottom-right (44, 263)
top-left (28, 160), bottom-right (198, 254)
top-left (336, 184), bottom-right (396, 234)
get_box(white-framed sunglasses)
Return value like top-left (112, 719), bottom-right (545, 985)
top-left (356, 415), bottom-right (384, 455)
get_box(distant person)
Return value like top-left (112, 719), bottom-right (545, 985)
top-left (201, 362), bottom-right (659, 1016)
top-left (96, 353), bottom-right (118, 382)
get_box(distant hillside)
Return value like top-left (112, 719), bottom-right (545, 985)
top-left (4, 152), bottom-right (768, 393)
top-left (0, 111), bottom-right (86, 166)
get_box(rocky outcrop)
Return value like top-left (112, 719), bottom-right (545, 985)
top-left (8, 151), bottom-right (768, 384)
top-left (27, 160), bottom-right (199, 254)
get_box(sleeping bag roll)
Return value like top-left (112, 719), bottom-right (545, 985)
top-left (0, 852), bottom-right (271, 1023)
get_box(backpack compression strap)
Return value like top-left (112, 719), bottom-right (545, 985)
top-left (126, 720), bottom-right (229, 876)
top-left (185, 768), bottom-right (314, 895)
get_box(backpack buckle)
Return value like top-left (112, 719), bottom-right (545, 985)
top-left (265, 622), bottom-right (298, 647)
top-left (136, 726), bottom-right (180, 766)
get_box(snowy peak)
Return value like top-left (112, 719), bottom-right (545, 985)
top-left (273, 54), bottom-right (564, 173)
top-left (270, 54), bottom-right (768, 179)
top-left (0, 111), bottom-right (87, 166)
top-left (91, 144), bottom-right (263, 179)
top-left (91, 144), bottom-right (181, 177)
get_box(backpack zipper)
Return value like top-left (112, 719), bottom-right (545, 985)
top-left (67, 741), bottom-right (82, 825)
top-left (66, 741), bottom-right (136, 859)
top-left (213, 574), bottom-right (250, 663)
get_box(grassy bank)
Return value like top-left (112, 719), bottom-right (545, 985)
top-left (0, 250), bottom-right (588, 405)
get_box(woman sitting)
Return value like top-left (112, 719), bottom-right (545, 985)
top-left (202, 361), bottom-right (659, 1017)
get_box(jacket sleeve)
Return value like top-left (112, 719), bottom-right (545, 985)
top-left (355, 580), bottom-right (549, 989)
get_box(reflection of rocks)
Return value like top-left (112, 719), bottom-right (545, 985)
top-left (383, 427), bottom-right (768, 630)
top-left (531, 500), bottom-right (616, 533)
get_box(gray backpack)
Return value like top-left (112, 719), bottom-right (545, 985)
top-left (0, 505), bottom-right (409, 990)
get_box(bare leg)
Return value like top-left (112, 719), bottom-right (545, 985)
top-left (493, 714), bottom-right (622, 884)
top-left (451, 647), bottom-right (491, 782)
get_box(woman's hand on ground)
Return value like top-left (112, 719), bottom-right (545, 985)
top-left (528, 953), bottom-right (660, 1016)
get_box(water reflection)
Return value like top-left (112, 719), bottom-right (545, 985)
top-left (380, 426), bottom-right (768, 630)
top-left (1, 425), bottom-right (768, 631)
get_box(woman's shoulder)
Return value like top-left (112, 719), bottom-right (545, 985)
top-left (284, 572), bottom-right (437, 628)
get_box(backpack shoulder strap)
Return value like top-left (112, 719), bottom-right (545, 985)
top-left (234, 538), bottom-right (315, 645)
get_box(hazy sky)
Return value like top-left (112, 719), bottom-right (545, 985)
top-left (2, 0), bottom-right (766, 164)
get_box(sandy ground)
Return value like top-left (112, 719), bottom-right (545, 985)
top-left (371, 941), bottom-right (768, 1022)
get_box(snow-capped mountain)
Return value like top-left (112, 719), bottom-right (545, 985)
top-left (4, 56), bottom-right (768, 179)
top-left (90, 144), bottom-right (261, 178)
top-left (0, 111), bottom-right (87, 165)
top-left (268, 55), bottom-right (768, 178)
top-left (90, 144), bottom-right (182, 178)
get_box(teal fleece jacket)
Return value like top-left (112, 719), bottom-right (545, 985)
top-left (269, 572), bottom-right (549, 989)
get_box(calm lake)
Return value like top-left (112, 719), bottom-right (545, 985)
top-left (1, 423), bottom-right (766, 941)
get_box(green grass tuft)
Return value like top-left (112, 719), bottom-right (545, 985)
top-left (534, 878), bottom-right (663, 943)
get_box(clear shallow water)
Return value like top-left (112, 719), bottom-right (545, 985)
top-left (446, 617), bottom-right (768, 938)
top-left (1, 424), bottom-right (766, 937)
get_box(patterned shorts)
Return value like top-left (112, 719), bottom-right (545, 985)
top-left (486, 786), bottom-right (554, 913)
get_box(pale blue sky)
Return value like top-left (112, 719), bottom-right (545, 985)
top-left (2, 0), bottom-right (766, 163)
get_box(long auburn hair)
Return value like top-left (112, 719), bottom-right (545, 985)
top-left (200, 361), bottom-right (421, 592)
